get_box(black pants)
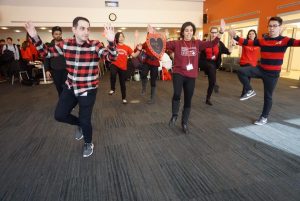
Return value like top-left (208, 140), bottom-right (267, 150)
top-left (172, 73), bottom-right (195, 109)
top-left (240, 64), bottom-right (254, 95)
top-left (203, 60), bottom-right (217, 100)
top-left (140, 64), bottom-right (159, 87)
top-left (237, 66), bottom-right (279, 118)
top-left (52, 69), bottom-right (68, 96)
top-left (54, 85), bottom-right (97, 143)
top-left (110, 64), bottom-right (127, 99)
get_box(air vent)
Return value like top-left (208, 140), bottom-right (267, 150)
top-left (105, 0), bottom-right (119, 7)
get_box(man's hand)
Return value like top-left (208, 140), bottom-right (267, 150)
top-left (228, 29), bottom-right (237, 38)
top-left (104, 23), bottom-right (115, 42)
top-left (25, 21), bottom-right (38, 39)
top-left (136, 43), bottom-right (143, 51)
top-left (46, 71), bottom-right (51, 80)
top-left (220, 19), bottom-right (226, 33)
top-left (147, 24), bottom-right (155, 34)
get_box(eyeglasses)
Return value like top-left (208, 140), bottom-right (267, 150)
top-left (210, 32), bottom-right (218, 34)
top-left (268, 24), bottom-right (280, 28)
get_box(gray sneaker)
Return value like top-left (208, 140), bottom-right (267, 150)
top-left (83, 143), bottom-right (94, 157)
top-left (240, 90), bottom-right (256, 101)
top-left (254, 116), bottom-right (268, 125)
top-left (75, 126), bottom-right (83, 140)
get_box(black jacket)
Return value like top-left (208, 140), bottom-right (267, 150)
top-left (44, 39), bottom-right (67, 71)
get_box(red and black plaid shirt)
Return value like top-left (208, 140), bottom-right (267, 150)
top-left (33, 37), bottom-right (117, 95)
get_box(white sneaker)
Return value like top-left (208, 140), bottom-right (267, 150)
top-left (122, 99), bottom-right (127, 104)
top-left (109, 90), bottom-right (114, 95)
top-left (254, 116), bottom-right (268, 125)
top-left (240, 90), bottom-right (256, 101)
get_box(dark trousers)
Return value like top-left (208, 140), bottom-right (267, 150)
top-left (52, 69), bottom-right (68, 96)
top-left (237, 66), bottom-right (279, 118)
top-left (140, 64), bottom-right (159, 87)
top-left (172, 73), bottom-right (195, 109)
top-left (110, 64), bottom-right (127, 99)
top-left (240, 64), bottom-right (254, 95)
top-left (203, 60), bottom-right (217, 100)
top-left (54, 85), bottom-right (97, 143)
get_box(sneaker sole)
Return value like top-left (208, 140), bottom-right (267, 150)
top-left (254, 121), bottom-right (267, 125)
top-left (240, 92), bottom-right (256, 101)
top-left (75, 135), bottom-right (83, 140)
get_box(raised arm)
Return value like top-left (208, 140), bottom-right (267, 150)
top-left (97, 23), bottom-right (117, 61)
top-left (198, 19), bottom-right (226, 51)
top-left (229, 29), bottom-right (260, 47)
top-left (24, 21), bottom-right (63, 58)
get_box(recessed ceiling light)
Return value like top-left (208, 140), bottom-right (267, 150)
top-left (176, 30), bottom-right (180, 33)
top-left (120, 27), bottom-right (126, 30)
top-left (48, 30), bottom-right (52, 32)
top-left (117, 30), bottom-right (122, 32)
top-left (39, 27), bottom-right (47, 30)
top-left (15, 30), bottom-right (21, 33)
top-left (156, 27), bottom-right (161, 30)
top-left (1, 27), bottom-right (9, 30)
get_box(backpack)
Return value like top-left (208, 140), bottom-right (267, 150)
top-left (2, 44), bottom-right (16, 63)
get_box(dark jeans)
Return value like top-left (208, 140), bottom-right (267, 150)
top-left (54, 85), bottom-right (97, 143)
top-left (110, 64), bottom-right (127, 99)
top-left (240, 64), bottom-right (254, 95)
top-left (203, 60), bottom-right (217, 100)
top-left (172, 73), bottom-right (195, 109)
top-left (52, 69), bottom-right (68, 96)
top-left (237, 66), bottom-right (279, 118)
top-left (140, 64), bottom-right (159, 87)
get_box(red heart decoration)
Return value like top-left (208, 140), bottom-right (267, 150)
top-left (146, 33), bottom-right (166, 59)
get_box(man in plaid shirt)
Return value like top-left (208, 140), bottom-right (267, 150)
top-left (25, 16), bottom-right (117, 157)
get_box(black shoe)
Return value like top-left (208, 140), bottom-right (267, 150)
top-left (169, 115), bottom-right (177, 127)
top-left (206, 99), bottom-right (213, 106)
top-left (182, 123), bottom-right (189, 134)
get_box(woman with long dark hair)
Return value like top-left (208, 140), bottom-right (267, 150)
top-left (166, 19), bottom-right (226, 133)
top-left (109, 32), bottom-right (141, 104)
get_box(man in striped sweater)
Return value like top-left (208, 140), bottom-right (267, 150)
top-left (25, 17), bottom-right (117, 157)
top-left (229, 16), bottom-right (300, 125)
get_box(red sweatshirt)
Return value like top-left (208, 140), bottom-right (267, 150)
top-left (166, 38), bottom-right (220, 78)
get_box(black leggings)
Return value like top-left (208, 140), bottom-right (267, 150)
top-left (110, 64), bottom-right (127, 99)
top-left (203, 60), bottom-right (217, 99)
top-left (172, 73), bottom-right (195, 109)
top-left (140, 64), bottom-right (159, 87)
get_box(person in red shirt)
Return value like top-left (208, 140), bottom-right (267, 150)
top-left (166, 19), bottom-right (225, 134)
top-left (109, 32), bottom-right (141, 104)
top-left (230, 16), bottom-right (300, 125)
top-left (139, 33), bottom-right (161, 104)
top-left (238, 29), bottom-right (260, 97)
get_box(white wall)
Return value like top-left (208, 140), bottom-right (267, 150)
top-left (0, 0), bottom-right (204, 28)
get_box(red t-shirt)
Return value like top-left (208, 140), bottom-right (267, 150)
top-left (240, 46), bottom-right (260, 67)
top-left (166, 38), bottom-right (220, 78)
top-left (112, 44), bottom-right (133, 70)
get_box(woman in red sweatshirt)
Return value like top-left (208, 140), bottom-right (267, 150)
top-left (109, 32), bottom-right (141, 104)
top-left (239, 29), bottom-right (260, 97)
top-left (167, 20), bottom-right (225, 134)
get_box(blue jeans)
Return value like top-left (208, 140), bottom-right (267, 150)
top-left (237, 66), bottom-right (279, 118)
top-left (54, 85), bottom-right (97, 143)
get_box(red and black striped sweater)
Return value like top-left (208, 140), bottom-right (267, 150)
top-left (235, 35), bottom-right (300, 71)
